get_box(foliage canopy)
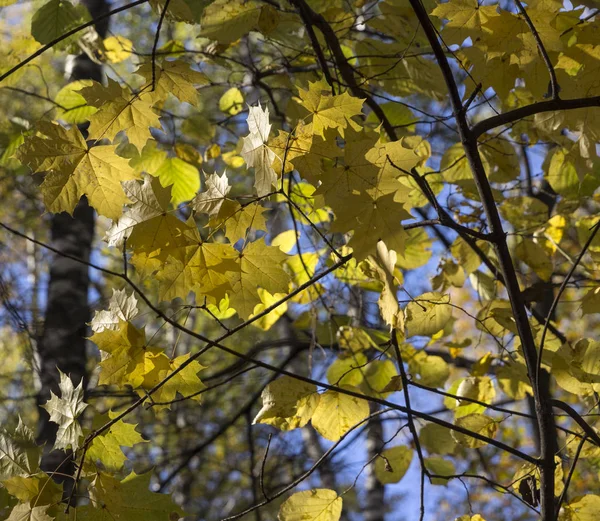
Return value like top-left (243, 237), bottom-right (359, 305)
top-left (2, 0), bottom-right (600, 520)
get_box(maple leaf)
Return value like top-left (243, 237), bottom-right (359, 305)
top-left (200, 0), bottom-right (263, 43)
top-left (136, 60), bottom-right (208, 107)
top-left (330, 192), bottom-right (411, 261)
top-left (16, 121), bottom-right (139, 219)
top-left (89, 321), bottom-right (156, 388)
top-left (0, 420), bottom-right (40, 480)
top-left (79, 79), bottom-right (161, 150)
top-left (86, 471), bottom-right (186, 520)
top-left (136, 353), bottom-right (206, 410)
top-left (6, 502), bottom-right (52, 521)
top-left (431, 0), bottom-right (499, 46)
top-left (193, 171), bottom-right (231, 217)
top-left (105, 177), bottom-right (192, 254)
top-left (153, 157), bottom-right (200, 205)
top-left (87, 413), bottom-right (147, 471)
top-left (241, 103), bottom-right (278, 196)
top-left (297, 80), bottom-right (364, 138)
top-left (209, 200), bottom-right (268, 244)
top-left (3, 472), bottom-right (62, 505)
top-left (91, 289), bottom-right (139, 333)
top-left (41, 370), bottom-right (87, 451)
top-left (226, 238), bottom-right (290, 319)
top-left (155, 224), bottom-right (239, 303)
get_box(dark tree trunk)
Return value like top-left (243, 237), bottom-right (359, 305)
top-left (36, 0), bottom-right (108, 484)
top-left (364, 404), bottom-right (385, 521)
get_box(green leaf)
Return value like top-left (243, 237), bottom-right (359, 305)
top-left (31, 0), bottom-right (89, 46)
top-left (54, 80), bottom-right (97, 124)
top-left (424, 457), bottom-right (455, 485)
top-left (452, 414), bottom-right (498, 449)
top-left (374, 445), bottom-right (413, 484)
top-left (154, 157), bottom-right (200, 205)
top-left (420, 423), bottom-right (457, 456)
top-left (87, 414), bottom-right (146, 471)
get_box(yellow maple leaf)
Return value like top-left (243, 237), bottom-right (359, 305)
top-left (79, 78), bottom-right (161, 150)
top-left (156, 225), bottom-right (239, 304)
top-left (137, 352), bottom-right (206, 410)
top-left (334, 192), bottom-right (411, 261)
top-left (89, 321), bottom-right (156, 388)
top-left (209, 199), bottom-right (268, 244)
top-left (136, 60), bottom-right (208, 107)
top-left (105, 176), bottom-right (192, 253)
top-left (431, 0), bottom-right (499, 46)
top-left (16, 121), bottom-right (138, 219)
top-left (226, 238), bottom-right (290, 320)
top-left (297, 80), bottom-right (364, 138)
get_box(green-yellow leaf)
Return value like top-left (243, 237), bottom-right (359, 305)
top-left (253, 376), bottom-right (320, 430)
top-left (326, 353), bottom-right (368, 387)
top-left (226, 239), bottom-right (290, 319)
top-left (374, 445), bottom-right (413, 484)
top-left (200, 0), bottom-right (262, 43)
top-left (404, 292), bottom-right (453, 337)
top-left (219, 87), bottom-right (244, 115)
top-left (16, 121), bottom-right (139, 219)
top-left (87, 414), bottom-right (146, 471)
top-left (452, 414), bottom-right (498, 448)
top-left (297, 80), bottom-right (364, 138)
top-left (311, 387), bottom-right (369, 441)
top-left (424, 457), bottom-right (455, 485)
top-left (136, 60), bottom-right (208, 107)
top-left (278, 489), bottom-right (342, 521)
top-left (54, 80), bottom-right (97, 124)
top-left (154, 157), bottom-right (200, 205)
top-left (80, 79), bottom-right (161, 150)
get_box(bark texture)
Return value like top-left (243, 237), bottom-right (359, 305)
top-left (36, 0), bottom-right (108, 482)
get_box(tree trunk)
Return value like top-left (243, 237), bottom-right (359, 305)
top-left (36, 0), bottom-right (108, 484)
top-left (364, 404), bottom-right (385, 521)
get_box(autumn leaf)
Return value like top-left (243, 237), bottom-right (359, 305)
top-left (136, 60), bottom-right (208, 107)
top-left (79, 79), bottom-right (161, 150)
top-left (226, 238), bottom-right (290, 319)
top-left (253, 376), bottom-right (320, 430)
top-left (311, 387), bottom-right (369, 441)
top-left (41, 370), bottom-right (87, 451)
top-left (87, 413), bottom-right (146, 471)
top-left (279, 489), bottom-right (342, 521)
top-left (297, 80), bottom-right (364, 138)
top-left (241, 103), bottom-right (278, 197)
top-left (17, 121), bottom-right (139, 219)
top-left (193, 171), bottom-right (231, 217)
